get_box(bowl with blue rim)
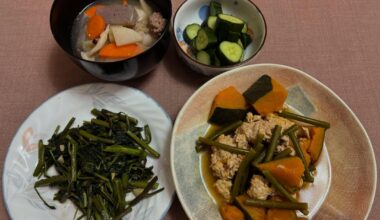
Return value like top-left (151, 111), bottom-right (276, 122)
top-left (173, 0), bottom-right (267, 76)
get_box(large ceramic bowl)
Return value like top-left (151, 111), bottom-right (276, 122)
top-left (50, 0), bottom-right (171, 81)
top-left (170, 64), bottom-right (376, 219)
top-left (173, 0), bottom-right (266, 76)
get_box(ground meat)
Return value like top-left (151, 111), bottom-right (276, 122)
top-left (247, 175), bottom-right (275, 200)
top-left (234, 133), bottom-right (249, 149)
top-left (210, 135), bottom-right (244, 180)
top-left (214, 179), bottom-right (232, 200)
top-left (149, 12), bottom-right (166, 36)
top-left (276, 135), bottom-right (296, 155)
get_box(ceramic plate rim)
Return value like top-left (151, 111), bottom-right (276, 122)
top-left (3, 83), bottom-right (175, 220)
top-left (170, 63), bottom-right (377, 219)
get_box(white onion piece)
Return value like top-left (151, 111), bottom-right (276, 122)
top-left (81, 52), bottom-right (96, 61)
top-left (135, 6), bottom-right (147, 21)
top-left (86, 25), bottom-right (110, 57)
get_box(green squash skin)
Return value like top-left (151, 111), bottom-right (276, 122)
top-left (243, 75), bottom-right (273, 104)
top-left (209, 107), bottom-right (247, 125)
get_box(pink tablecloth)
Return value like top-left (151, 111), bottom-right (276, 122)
top-left (0, 0), bottom-right (379, 219)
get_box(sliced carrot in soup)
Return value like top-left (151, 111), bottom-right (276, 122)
top-left (99, 43), bottom-right (141, 59)
top-left (87, 15), bottom-right (106, 40)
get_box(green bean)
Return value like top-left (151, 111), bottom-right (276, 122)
top-left (126, 130), bottom-right (160, 158)
top-left (33, 140), bottom-right (45, 177)
top-left (195, 121), bottom-right (243, 152)
top-left (128, 180), bottom-right (159, 189)
top-left (288, 131), bottom-right (314, 182)
top-left (251, 151), bottom-right (266, 166)
top-left (278, 110), bottom-right (330, 129)
top-left (198, 137), bottom-right (250, 155)
top-left (244, 199), bottom-right (308, 211)
top-left (231, 150), bottom-right (258, 199)
top-left (253, 133), bottom-right (265, 152)
top-left (273, 148), bottom-right (293, 160)
top-left (79, 130), bottom-right (115, 144)
top-left (282, 124), bottom-right (299, 136)
top-left (264, 125), bottom-right (282, 162)
top-left (261, 170), bottom-right (309, 215)
top-left (104, 145), bottom-right (146, 157)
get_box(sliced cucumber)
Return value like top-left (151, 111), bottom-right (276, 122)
top-left (242, 23), bottom-right (248, 33)
top-left (217, 14), bottom-right (245, 32)
top-left (184, 23), bottom-right (201, 44)
top-left (240, 33), bottom-right (252, 48)
top-left (217, 41), bottom-right (244, 65)
top-left (226, 32), bottom-right (241, 42)
top-left (196, 51), bottom-right (211, 65)
top-left (207, 16), bottom-right (218, 30)
top-left (209, 1), bottom-right (223, 16)
top-left (195, 27), bottom-right (217, 50)
top-left (237, 39), bottom-right (244, 48)
top-left (214, 55), bottom-right (221, 66)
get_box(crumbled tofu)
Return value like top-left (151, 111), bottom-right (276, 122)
top-left (247, 175), bottom-right (275, 200)
top-left (297, 126), bottom-right (310, 138)
top-left (235, 133), bottom-right (249, 149)
top-left (210, 135), bottom-right (244, 180)
top-left (266, 113), bottom-right (295, 132)
top-left (276, 135), bottom-right (296, 156)
top-left (214, 179), bottom-right (232, 200)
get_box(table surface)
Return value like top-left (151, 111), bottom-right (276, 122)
top-left (1, 0), bottom-right (379, 219)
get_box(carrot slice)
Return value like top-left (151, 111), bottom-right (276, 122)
top-left (85, 5), bottom-right (98, 18)
top-left (87, 15), bottom-right (106, 40)
top-left (123, 0), bottom-right (129, 5)
top-left (99, 43), bottom-right (141, 59)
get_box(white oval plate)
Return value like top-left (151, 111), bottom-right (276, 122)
top-left (170, 64), bottom-right (376, 219)
top-left (3, 83), bottom-right (174, 220)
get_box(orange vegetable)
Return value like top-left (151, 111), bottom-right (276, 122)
top-left (99, 43), bottom-right (141, 59)
top-left (299, 138), bottom-right (311, 166)
top-left (123, 0), bottom-right (129, 5)
top-left (208, 86), bottom-right (248, 125)
top-left (257, 157), bottom-right (304, 188)
top-left (308, 127), bottom-right (326, 163)
top-left (219, 203), bottom-right (245, 220)
top-left (266, 209), bottom-right (297, 220)
top-left (84, 5), bottom-right (100, 18)
top-left (243, 75), bottom-right (288, 116)
top-left (87, 15), bottom-right (106, 40)
top-left (235, 195), bottom-right (266, 220)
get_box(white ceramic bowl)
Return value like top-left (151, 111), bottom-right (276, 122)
top-left (173, 0), bottom-right (266, 76)
top-left (171, 64), bottom-right (376, 219)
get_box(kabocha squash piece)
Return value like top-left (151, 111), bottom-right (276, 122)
top-left (235, 195), bottom-right (266, 220)
top-left (220, 203), bottom-right (245, 220)
top-left (299, 138), bottom-right (311, 166)
top-left (308, 127), bottom-right (326, 163)
top-left (209, 86), bottom-right (248, 125)
top-left (243, 75), bottom-right (288, 116)
top-left (266, 209), bottom-right (297, 220)
top-left (257, 157), bottom-right (304, 188)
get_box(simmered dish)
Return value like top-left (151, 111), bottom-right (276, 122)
top-left (196, 75), bottom-right (330, 220)
top-left (71, 0), bottom-right (166, 62)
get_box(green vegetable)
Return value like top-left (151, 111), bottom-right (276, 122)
top-left (195, 27), bottom-right (218, 50)
top-left (240, 33), bottom-right (252, 48)
top-left (278, 110), bottom-right (330, 129)
top-left (288, 131), bottom-right (314, 182)
top-left (196, 50), bottom-right (211, 65)
top-left (206, 16), bottom-right (218, 30)
top-left (231, 150), bottom-right (258, 199)
top-left (261, 170), bottom-right (309, 215)
top-left (273, 148), bottom-right (293, 160)
top-left (244, 199), bottom-right (308, 211)
top-left (241, 23), bottom-right (248, 33)
top-left (33, 109), bottom-right (163, 219)
top-left (217, 41), bottom-right (244, 64)
top-left (264, 125), bottom-right (282, 162)
top-left (198, 137), bottom-right (249, 155)
top-left (184, 23), bottom-right (201, 44)
top-left (281, 124), bottom-right (298, 136)
top-left (195, 120), bottom-right (243, 152)
top-left (209, 0), bottom-right (223, 16)
top-left (217, 14), bottom-right (245, 33)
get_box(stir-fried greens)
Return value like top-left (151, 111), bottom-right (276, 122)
top-left (33, 108), bottom-right (163, 220)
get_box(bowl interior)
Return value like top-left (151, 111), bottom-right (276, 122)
top-left (174, 0), bottom-right (266, 63)
top-left (171, 64), bottom-right (376, 219)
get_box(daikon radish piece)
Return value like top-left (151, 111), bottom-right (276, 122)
top-left (140, 0), bottom-right (152, 16)
top-left (110, 25), bottom-right (143, 46)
